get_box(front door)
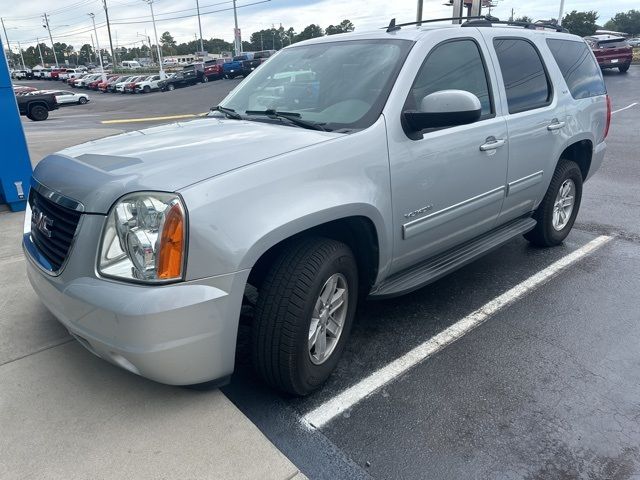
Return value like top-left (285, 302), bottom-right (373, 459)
top-left (387, 32), bottom-right (509, 274)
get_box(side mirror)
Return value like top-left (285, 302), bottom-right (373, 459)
top-left (403, 90), bottom-right (482, 132)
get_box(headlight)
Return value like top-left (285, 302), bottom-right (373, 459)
top-left (99, 192), bottom-right (187, 283)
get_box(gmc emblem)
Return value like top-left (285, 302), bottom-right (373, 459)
top-left (31, 206), bottom-right (54, 238)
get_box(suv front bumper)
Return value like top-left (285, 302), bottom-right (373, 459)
top-left (24, 233), bottom-right (249, 385)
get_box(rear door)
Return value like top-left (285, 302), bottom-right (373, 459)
top-left (387, 29), bottom-right (509, 273)
top-left (481, 32), bottom-right (568, 224)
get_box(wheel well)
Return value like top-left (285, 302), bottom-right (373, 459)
top-left (561, 140), bottom-right (593, 180)
top-left (248, 216), bottom-right (380, 296)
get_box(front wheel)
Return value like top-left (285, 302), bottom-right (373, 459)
top-left (525, 159), bottom-right (583, 247)
top-left (202, 76), bottom-right (208, 83)
top-left (167, 83), bottom-right (175, 91)
top-left (78, 97), bottom-right (87, 104)
top-left (252, 238), bottom-right (358, 396)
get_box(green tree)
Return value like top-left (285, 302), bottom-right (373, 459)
top-left (78, 43), bottom-right (93, 64)
top-left (562, 10), bottom-right (598, 37)
top-left (513, 16), bottom-right (532, 23)
top-left (326, 19), bottom-right (355, 35)
top-left (604, 10), bottom-right (640, 35)
top-left (160, 31), bottom-right (177, 55)
top-left (295, 24), bottom-right (324, 42)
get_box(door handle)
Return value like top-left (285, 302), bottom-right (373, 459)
top-left (547, 120), bottom-right (566, 131)
top-left (479, 137), bottom-right (506, 151)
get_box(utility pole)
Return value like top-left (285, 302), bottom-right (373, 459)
top-left (90, 33), bottom-right (96, 63)
top-left (0, 17), bottom-right (12, 68)
top-left (88, 13), bottom-right (106, 81)
top-left (195, 0), bottom-right (205, 54)
top-left (260, 33), bottom-right (263, 50)
top-left (42, 13), bottom-right (59, 67)
top-left (102, 0), bottom-right (116, 67)
top-left (510, 8), bottom-right (514, 21)
top-left (232, 0), bottom-right (240, 55)
top-left (558, 0), bottom-right (565, 25)
top-left (144, 0), bottom-right (165, 78)
top-left (17, 40), bottom-right (25, 69)
top-left (416, 0), bottom-right (423, 25)
top-left (36, 37), bottom-right (45, 66)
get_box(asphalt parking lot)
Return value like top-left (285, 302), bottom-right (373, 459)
top-left (7, 66), bottom-right (640, 479)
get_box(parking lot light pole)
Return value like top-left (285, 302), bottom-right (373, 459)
top-left (36, 37), bottom-right (45, 66)
top-left (17, 41), bottom-right (25, 69)
top-left (558, 0), bottom-right (566, 25)
top-left (144, 0), bottom-right (165, 79)
top-left (195, 0), bottom-right (205, 55)
top-left (88, 13), bottom-right (106, 82)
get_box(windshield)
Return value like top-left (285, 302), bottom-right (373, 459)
top-left (220, 39), bottom-right (412, 132)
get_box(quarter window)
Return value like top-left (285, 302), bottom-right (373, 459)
top-left (407, 39), bottom-right (493, 117)
top-left (494, 38), bottom-right (551, 114)
top-left (546, 39), bottom-right (606, 99)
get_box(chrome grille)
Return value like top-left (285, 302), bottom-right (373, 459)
top-left (29, 189), bottom-right (82, 272)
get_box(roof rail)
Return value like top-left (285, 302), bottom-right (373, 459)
top-left (383, 15), bottom-right (569, 33)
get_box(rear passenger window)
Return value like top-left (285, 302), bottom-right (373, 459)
top-left (494, 38), bottom-right (551, 114)
top-left (408, 39), bottom-right (493, 117)
top-left (546, 39), bottom-right (606, 99)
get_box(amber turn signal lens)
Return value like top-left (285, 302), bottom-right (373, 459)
top-left (157, 202), bottom-right (185, 279)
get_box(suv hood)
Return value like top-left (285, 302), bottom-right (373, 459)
top-left (33, 117), bottom-right (340, 213)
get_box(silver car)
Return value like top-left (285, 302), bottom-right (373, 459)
top-left (24, 19), bottom-right (609, 394)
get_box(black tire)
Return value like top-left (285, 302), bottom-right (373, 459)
top-left (619, 64), bottom-right (630, 73)
top-left (167, 83), bottom-right (175, 91)
top-left (28, 104), bottom-right (49, 121)
top-left (143, 85), bottom-right (151, 93)
top-left (78, 97), bottom-right (87, 104)
top-left (252, 237), bottom-right (359, 396)
top-left (202, 75), bottom-right (208, 83)
top-left (524, 159), bottom-right (583, 247)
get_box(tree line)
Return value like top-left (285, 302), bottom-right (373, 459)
top-left (6, 19), bottom-right (355, 68)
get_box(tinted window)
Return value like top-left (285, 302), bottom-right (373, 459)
top-left (408, 40), bottom-right (493, 116)
top-left (547, 39), bottom-right (606, 99)
top-left (494, 38), bottom-right (551, 113)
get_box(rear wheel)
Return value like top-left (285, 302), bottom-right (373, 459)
top-left (619, 64), bottom-right (630, 73)
top-left (252, 238), bottom-right (358, 395)
top-left (28, 104), bottom-right (49, 121)
top-left (524, 159), bottom-right (583, 247)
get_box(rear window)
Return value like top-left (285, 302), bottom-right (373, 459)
top-left (546, 39), bottom-right (606, 99)
top-left (494, 38), bottom-right (551, 114)
top-left (597, 39), bottom-right (629, 48)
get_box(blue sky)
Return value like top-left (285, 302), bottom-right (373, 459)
top-left (1, 0), bottom-right (637, 51)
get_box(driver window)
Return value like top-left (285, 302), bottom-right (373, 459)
top-left (408, 39), bottom-right (493, 117)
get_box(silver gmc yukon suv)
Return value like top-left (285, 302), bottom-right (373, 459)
top-left (24, 18), bottom-right (610, 395)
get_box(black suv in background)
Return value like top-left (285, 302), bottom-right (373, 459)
top-left (159, 73), bottom-right (197, 91)
top-left (182, 63), bottom-right (205, 84)
top-left (242, 50), bottom-right (276, 76)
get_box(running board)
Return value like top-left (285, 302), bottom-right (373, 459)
top-left (370, 217), bottom-right (537, 299)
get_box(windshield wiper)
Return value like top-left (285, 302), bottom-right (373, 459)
top-left (245, 109), bottom-right (327, 131)
top-left (210, 105), bottom-right (243, 120)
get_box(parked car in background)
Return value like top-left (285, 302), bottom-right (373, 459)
top-left (181, 63), bottom-right (205, 83)
top-left (67, 73), bottom-right (88, 88)
top-left (36, 90), bottom-right (90, 105)
top-left (628, 38), bottom-right (640, 48)
top-left (96, 74), bottom-right (119, 92)
top-left (32, 68), bottom-right (44, 78)
top-left (76, 74), bottom-right (102, 88)
top-left (203, 58), bottom-right (230, 81)
top-left (14, 70), bottom-right (33, 79)
top-left (105, 75), bottom-right (129, 92)
top-left (42, 68), bottom-right (53, 80)
top-left (223, 53), bottom-right (254, 79)
top-left (60, 68), bottom-right (83, 82)
top-left (121, 60), bottom-right (142, 69)
top-left (116, 75), bottom-right (144, 93)
top-left (124, 76), bottom-right (147, 93)
top-left (159, 72), bottom-right (198, 91)
top-left (87, 77), bottom-right (106, 90)
top-left (585, 35), bottom-right (633, 73)
top-left (134, 74), bottom-right (162, 93)
top-left (16, 91), bottom-right (58, 120)
top-left (50, 68), bottom-right (65, 80)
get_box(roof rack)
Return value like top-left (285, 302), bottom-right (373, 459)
top-left (384, 16), bottom-right (568, 33)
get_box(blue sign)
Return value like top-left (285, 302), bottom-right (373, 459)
top-left (0, 36), bottom-right (32, 211)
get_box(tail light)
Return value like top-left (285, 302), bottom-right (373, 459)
top-left (604, 95), bottom-right (612, 140)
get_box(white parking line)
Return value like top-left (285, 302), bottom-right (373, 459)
top-left (303, 235), bottom-right (613, 429)
top-left (612, 102), bottom-right (638, 115)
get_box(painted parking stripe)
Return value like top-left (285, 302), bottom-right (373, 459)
top-left (101, 112), bottom-right (208, 124)
top-left (612, 102), bottom-right (638, 115)
top-left (303, 235), bottom-right (613, 429)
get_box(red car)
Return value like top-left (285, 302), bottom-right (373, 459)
top-left (50, 68), bottom-right (65, 80)
top-left (203, 58), bottom-right (231, 81)
top-left (97, 75), bottom-right (121, 92)
top-left (585, 35), bottom-right (633, 73)
top-left (88, 76), bottom-right (108, 90)
top-left (123, 75), bottom-right (145, 93)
